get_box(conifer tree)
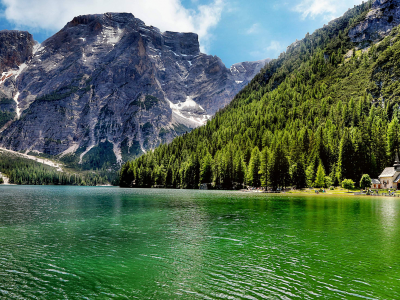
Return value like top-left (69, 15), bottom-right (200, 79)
top-left (268, 143), bottom-right (290, 190)
top-left (314, 162), bottom-right (326, 188)
top-left (247, 146), bottom-right (261, 187)
top-left (306, 164), bottom-right (315, 188)
top-left (387, 116), bottom-right (400, 162)
top-left (337, 129), bottom-right (354, 182)
top-left (260, 147), bottom-right (270, 187)
top-left (200, 152), bottom-right (213, 184)
top-left (291, 160), bottom-right (307, 189)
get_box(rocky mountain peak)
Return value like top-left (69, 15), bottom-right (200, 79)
top-left (0, 13), bottom-right (269, 168)
top-left (0, 30), bottom-right (35, 74)
top-left (349, 0), bottom-right (400, 44)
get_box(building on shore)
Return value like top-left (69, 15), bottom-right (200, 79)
top-left (371, 154), bottom-right (400, 189)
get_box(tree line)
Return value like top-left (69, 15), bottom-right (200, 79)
top-left (120, 1), bottom-right (399, 190)
top-left (0, 151), bottom-right (118, 186)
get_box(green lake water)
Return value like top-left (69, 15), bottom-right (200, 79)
top-left (0, 186), bottom-right (399, 299)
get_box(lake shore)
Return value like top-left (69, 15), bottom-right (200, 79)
top-left (241, 188), bottom-right (400, 198)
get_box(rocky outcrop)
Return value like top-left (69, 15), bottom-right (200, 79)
top-left (349, 0), bottom-right (400, 44)
top-left (0, 30), bottom-right (35, 74)
top-left (0, 13), bottom-right (269, 168)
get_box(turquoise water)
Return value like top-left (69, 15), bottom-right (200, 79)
top-left (0, 186), bottom-right (399, 299)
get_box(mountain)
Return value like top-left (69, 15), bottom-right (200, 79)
top-left (349, 0), bottom-right (400, 44)
top-left (0, 30), bottom-right (35, 75)
top-left (121, 0), bottom-right (400, 189)
top-left (0, 13), bottom-right (269, 169)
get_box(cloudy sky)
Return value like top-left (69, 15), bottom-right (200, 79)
top-left (0, 0), bottom-right (365, 67)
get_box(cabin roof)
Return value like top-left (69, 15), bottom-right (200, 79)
top-left (371, 179), bottom-right (380, 184)
top-left (379, 167), bottom-right (397, 178)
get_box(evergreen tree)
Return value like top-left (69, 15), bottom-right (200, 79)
top-left (268, 143), bottom-right (290, 190)
top-left (291, 160), bottom-right (307, 189)
top-left (337, 129), bottom-right (354, 182)
top-left (306, 164), bottom-right (315, 188)
top-left (200, 152), bottom-right (213, 183)
top-left (247, 146), bottom-right (261, 187)
top-left (387, 116), bottom-right (400, 162)
top-left (314, 162), bottom-right (326, 188)
top-left (260, 147), bottom-right (270, 187)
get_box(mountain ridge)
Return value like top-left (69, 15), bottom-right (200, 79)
top-left (0, 12), bottom-right (269, 169)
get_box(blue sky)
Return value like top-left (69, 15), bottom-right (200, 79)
top-left (0, 0), bottom-right (365, 67)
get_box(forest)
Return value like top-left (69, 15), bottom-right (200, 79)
top-left (120, 1), bottom-right (400, 190)
top-left (0, 150), bottom-right (118, 186)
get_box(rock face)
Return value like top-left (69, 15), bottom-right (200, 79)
top-left (349, 0), bottom-right (400, 44)
top-left (0, 30), bottom-right (35, 74)
top-left (0, 13), bottom-right (268, 168)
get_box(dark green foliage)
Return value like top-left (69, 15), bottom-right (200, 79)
top-left (121, 139), bottom-right (143, 162)
top-left (342, 179), bottom-right (355, 191)
top-left (35, 75), bottom-right (91, 103)
top-left (0, 110), bottom-right (16, 128)
top-left (247, 146), bottom-right (261, 187)
top-left (0, 151), bottom-right (116, 186)
top-left (200, 152), bottom-right (213, 183)
top-left (142, 122), bottom-right (153, 132)
top-left (81, 141), bottom-right (117, 170)
top-left (291, 160), bottom-right (307, 189)
top-left (0, 97), bottom-right (16, 114)
top-left (360, 174), bottom-right (372, 190)
top-left (268, 143), bottom-right (290, 190)
top-left (173, 123), bottom-right (191, 135)
top-left (143, 95), bottom-right (159, 110)
top-left (120, 1), bottom-right (399, 189)
top-left (0, 98), bottom-right (14, 105)
top-left (36, 85), bottom-right (80, 102)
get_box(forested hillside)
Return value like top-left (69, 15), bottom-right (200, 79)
top-left (0, 150), bottom-right (117, 185)
top-left (120, 1), bottom-right (400, 190)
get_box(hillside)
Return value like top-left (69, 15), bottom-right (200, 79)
top-left (0, 14), bottom-right (268, 171)
top-left (0, 148), bottom-right (117, 185)
top-left (120, 0), bottom-right (400, 189)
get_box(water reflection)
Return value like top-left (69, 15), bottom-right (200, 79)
top-left (0, 187), bottom-right (400, 299)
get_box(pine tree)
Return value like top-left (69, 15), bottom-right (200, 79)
top-left (292, 160), bottom-right (307, 189)
top-left (247, 146), bottom-right (261, 187)
top-left (268, 143), bottom-right (290, 190)
top-left (387, 116), bottom-right (400, 162)
top-left (200, 152), bottom-right (213, 184)
top-left (314, 162), bottom-right (326, 188)
top-left (306, 164), bottom-right (315, 188)
top-left (337, 129), bottom-right (354, 182)
top-left (260, 147), bottom-right (270, 187)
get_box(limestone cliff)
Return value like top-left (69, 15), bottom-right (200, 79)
top-left (349, 0), bottom-right (400, 44)
top-left (0, 13), bottom-right (269, 168)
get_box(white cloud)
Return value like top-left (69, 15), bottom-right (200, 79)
top-left (294, 0), bottom-right (365, 20)
top-left (266, 40), bottom-right (283, 52)
top-left (0, 0), bottom-right (225, 53)
top-left (250, 40), bottom-right (285, 59)
top-left (246, 23), bottom-right (261, 35)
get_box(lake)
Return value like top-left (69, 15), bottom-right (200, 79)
top-left (0, 186), bottom-right (399, 299)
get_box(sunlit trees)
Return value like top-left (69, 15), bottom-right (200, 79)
top-left (360, 174), bottom-right (372, 190)
top-left (314, 162), bottom-right (326, 188)
top-left (119, 2), bottom-right (396, 191)
top-left (342, 179), bottom-right (355, 192)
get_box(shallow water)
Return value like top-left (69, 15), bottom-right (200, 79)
top-left (0, 186), bottom-right (399, 299)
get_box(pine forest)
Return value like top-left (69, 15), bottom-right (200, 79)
top-left (120, 1), bottom-right (400, 190)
